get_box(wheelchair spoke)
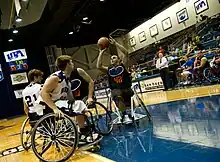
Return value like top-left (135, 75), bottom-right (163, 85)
top-left (40, 140), bottom-right (52, 156)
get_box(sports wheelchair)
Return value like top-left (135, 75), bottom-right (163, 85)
top-left (107, 84), bottom-right (151, 125)
top-left (20, 100), bottom-right (113, 162)
top-left (203, 66), bottom-right (220, 83)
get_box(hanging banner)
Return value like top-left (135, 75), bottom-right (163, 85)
top-left (4, 49), bottom-right (27, 62)
top-left (10, 72), bottom-right (28, 85)
top-left (14, 89), bottom-right (24, 99)
top-left (14, 0), bottom-right (21, 16)
top-left (0, 64), bottom-right (4, 82)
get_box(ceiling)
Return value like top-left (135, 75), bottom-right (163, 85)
top-left (1, 0), bottom-right (177, 51)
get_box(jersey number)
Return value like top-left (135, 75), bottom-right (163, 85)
top-left (25, 94), bottom-right (37, 107)
top-left (114, 76), bottom-right (123, 84)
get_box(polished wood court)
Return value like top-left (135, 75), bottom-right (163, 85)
top-left (0, 85), bottom-right (220, 162)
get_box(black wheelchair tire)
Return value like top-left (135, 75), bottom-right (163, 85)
top-left (31, 113), bottom-right (78, 162)
top-left (90, 101), bottom-right (113, 136)
top-left (20, 117), bottom-right (32, 151)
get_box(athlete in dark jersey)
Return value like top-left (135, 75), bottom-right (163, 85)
top-left (210, 49), bottom-right (220, 76)
top-left (70, 68), bottom-right (94, 103)
top-left (193, 51), bottom-right (209, 80)
top-left (96, 37), bottom-right (134, 122)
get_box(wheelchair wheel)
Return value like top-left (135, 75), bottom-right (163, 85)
top-left (133, 88), bottom-right (151, 121)
top-left (20, 117), bottom-right (32, 151)
top-left (31, 113), bottom-right (78, 162)
top-left (203, 68), bottom-right (219, 82)
top-left (88, 101), bottom-right (113, 136)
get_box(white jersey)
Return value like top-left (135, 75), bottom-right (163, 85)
top-left (22, 83), bottom-right (42, 113)
top-left (49, 71), bottom-right (71, 101)
top-left (35, 71), bottom-right (71, 113)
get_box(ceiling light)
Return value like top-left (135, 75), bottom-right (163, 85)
top-left (69, 31), bottom-right (74, 35)
top-left (15, 17), bottom-right (22, 23)
top-left (8, 39), bottom-right (13, 42)
top-left (13, 29), bottom-right (18, 34)
top-left (100, 0), bottom-right (104, 1)
top-left (83, 17), bottom-right (88, 21)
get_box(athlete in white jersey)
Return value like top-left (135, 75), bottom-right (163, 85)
top-left (22, 69), bottom-right (43, 124)
top-left (39, 55), bottom-right (90, 136)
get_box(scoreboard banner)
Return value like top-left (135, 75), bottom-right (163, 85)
top-left (9, 59), bottom-right (28, 72)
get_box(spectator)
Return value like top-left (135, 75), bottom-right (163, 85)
top-left (156, 53), bottom-right (170, 91)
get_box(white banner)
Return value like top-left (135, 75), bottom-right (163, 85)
top-left (95, 89), bottom-right (107, 99)
top-left (194, 0), bottom-right (209, 14)
top-left (139, 77), bottom-right (164, 92)
top-left (14, 0), bottom-right (21, 16)
top-left (10, 72), bottom-right (28, 85)
top-left (14, 89), bottom-right (24, 99)
top-left (4, 49), bottom-right (27, 62)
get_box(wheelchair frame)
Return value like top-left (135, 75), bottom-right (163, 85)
top-left (107, 84), bottom-right (151, 125)
top-left (20, 100), bottom-right (112, 162)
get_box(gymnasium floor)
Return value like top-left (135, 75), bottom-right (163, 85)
top-left (1, 85), bottom-right (220, 162)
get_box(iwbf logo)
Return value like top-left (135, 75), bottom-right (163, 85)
top-left (194, 0), bottom-right (209, 14)
top-left (4, 49), bottom-right (27, 62)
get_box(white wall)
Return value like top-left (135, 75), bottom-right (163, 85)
top-left (124, 0), bottom-right (220, 53)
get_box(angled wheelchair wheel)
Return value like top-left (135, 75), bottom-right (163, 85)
top-left (87, 101), bottom-right (113, 136)
top-left (203, 68), bottom-right (219, 83)
top-left (20, 117), bottom-right (32, 151)
top-left (133, 88), bottom-right (152, 121)
top-left (31, 113), bottom-right (78, 162)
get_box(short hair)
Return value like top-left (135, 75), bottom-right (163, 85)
top-left (55, 55), bottom-right (72, 71)
top-left (28, 69), bottom-right (44, 82)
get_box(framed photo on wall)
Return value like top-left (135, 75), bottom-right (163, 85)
top-left (149, 24), bottom-right (159, 37)
top-left (194, 0), bottom-right (209, 15)
top-left (138, 31), bottom-right (146, 43)
top-left (176, 8), bottom-right (189, 23)
top-left (162, 17), bottom-right (172, 31)
top-left (129, 36), bottom-right (136, 47)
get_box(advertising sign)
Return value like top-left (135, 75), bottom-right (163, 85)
top-left (4, 49), bottom-right (27, 62)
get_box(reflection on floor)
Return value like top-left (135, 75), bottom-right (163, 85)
top-left (97, 85), bottom-right (220, 162)
top-left (1, 85), bottom-right (220, 162)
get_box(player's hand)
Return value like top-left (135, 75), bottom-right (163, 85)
top-left (53, 108), bottom-right (64, 118)
top-left (109, 36), bottom-right (116, 44)
top-left (86, 97), bottom-right (93, 105)
top-left (99, 48), bottom-right (107, 53)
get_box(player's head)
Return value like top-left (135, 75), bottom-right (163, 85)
top-left (28, 69), bottom-right (44, 83)
top-left (111, 55), bottom-right (121, 65)
top-left (158, 52), bottom-right (163, 58)
top-left (56, 55), bottom-right (74, 72)
top-left (197, 51), bottom-right (203, 58)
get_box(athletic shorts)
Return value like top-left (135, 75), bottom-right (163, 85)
top-left (55, 100), bottom-right (88, 114)
top-left (111, 88), bottom-right (134, 108)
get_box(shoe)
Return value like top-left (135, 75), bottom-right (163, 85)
top-left (122, 114), bottom-right (133, 124)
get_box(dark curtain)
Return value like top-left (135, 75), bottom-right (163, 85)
top-left (0, 30), bottom-right (50, 119)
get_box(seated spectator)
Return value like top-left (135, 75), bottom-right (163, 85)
top-left (210, 49), bottom-right (220, 77)
top-left (176, 56), bottom-right (194, 84)
top-left (194, 51), bottom-right (209, 80)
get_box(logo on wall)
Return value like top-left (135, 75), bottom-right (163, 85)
top-left (3, 49), bottom-right (27, 62)
top-left (129, 37), bottom-right (136, 47)
top-left (194, 0), bottom-right (209, 15)
top-left (10, 72), bottom-right (28, 85)
top-left (176, 8), bottom-right (189, 23)
top-left (0, 64), bottom-right (4, 82)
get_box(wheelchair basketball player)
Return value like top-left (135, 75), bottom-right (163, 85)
top-left (22, 69), bottom-right (44, 127)
top-left (34, 55), bottom-right (99, 144)
top-left (96, 36), bottom-right (134, 123)
top-left (70, 67), bottom-right (95, 103)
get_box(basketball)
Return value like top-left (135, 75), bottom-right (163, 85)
top-left (97, 37), bottom-right (109, 50)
